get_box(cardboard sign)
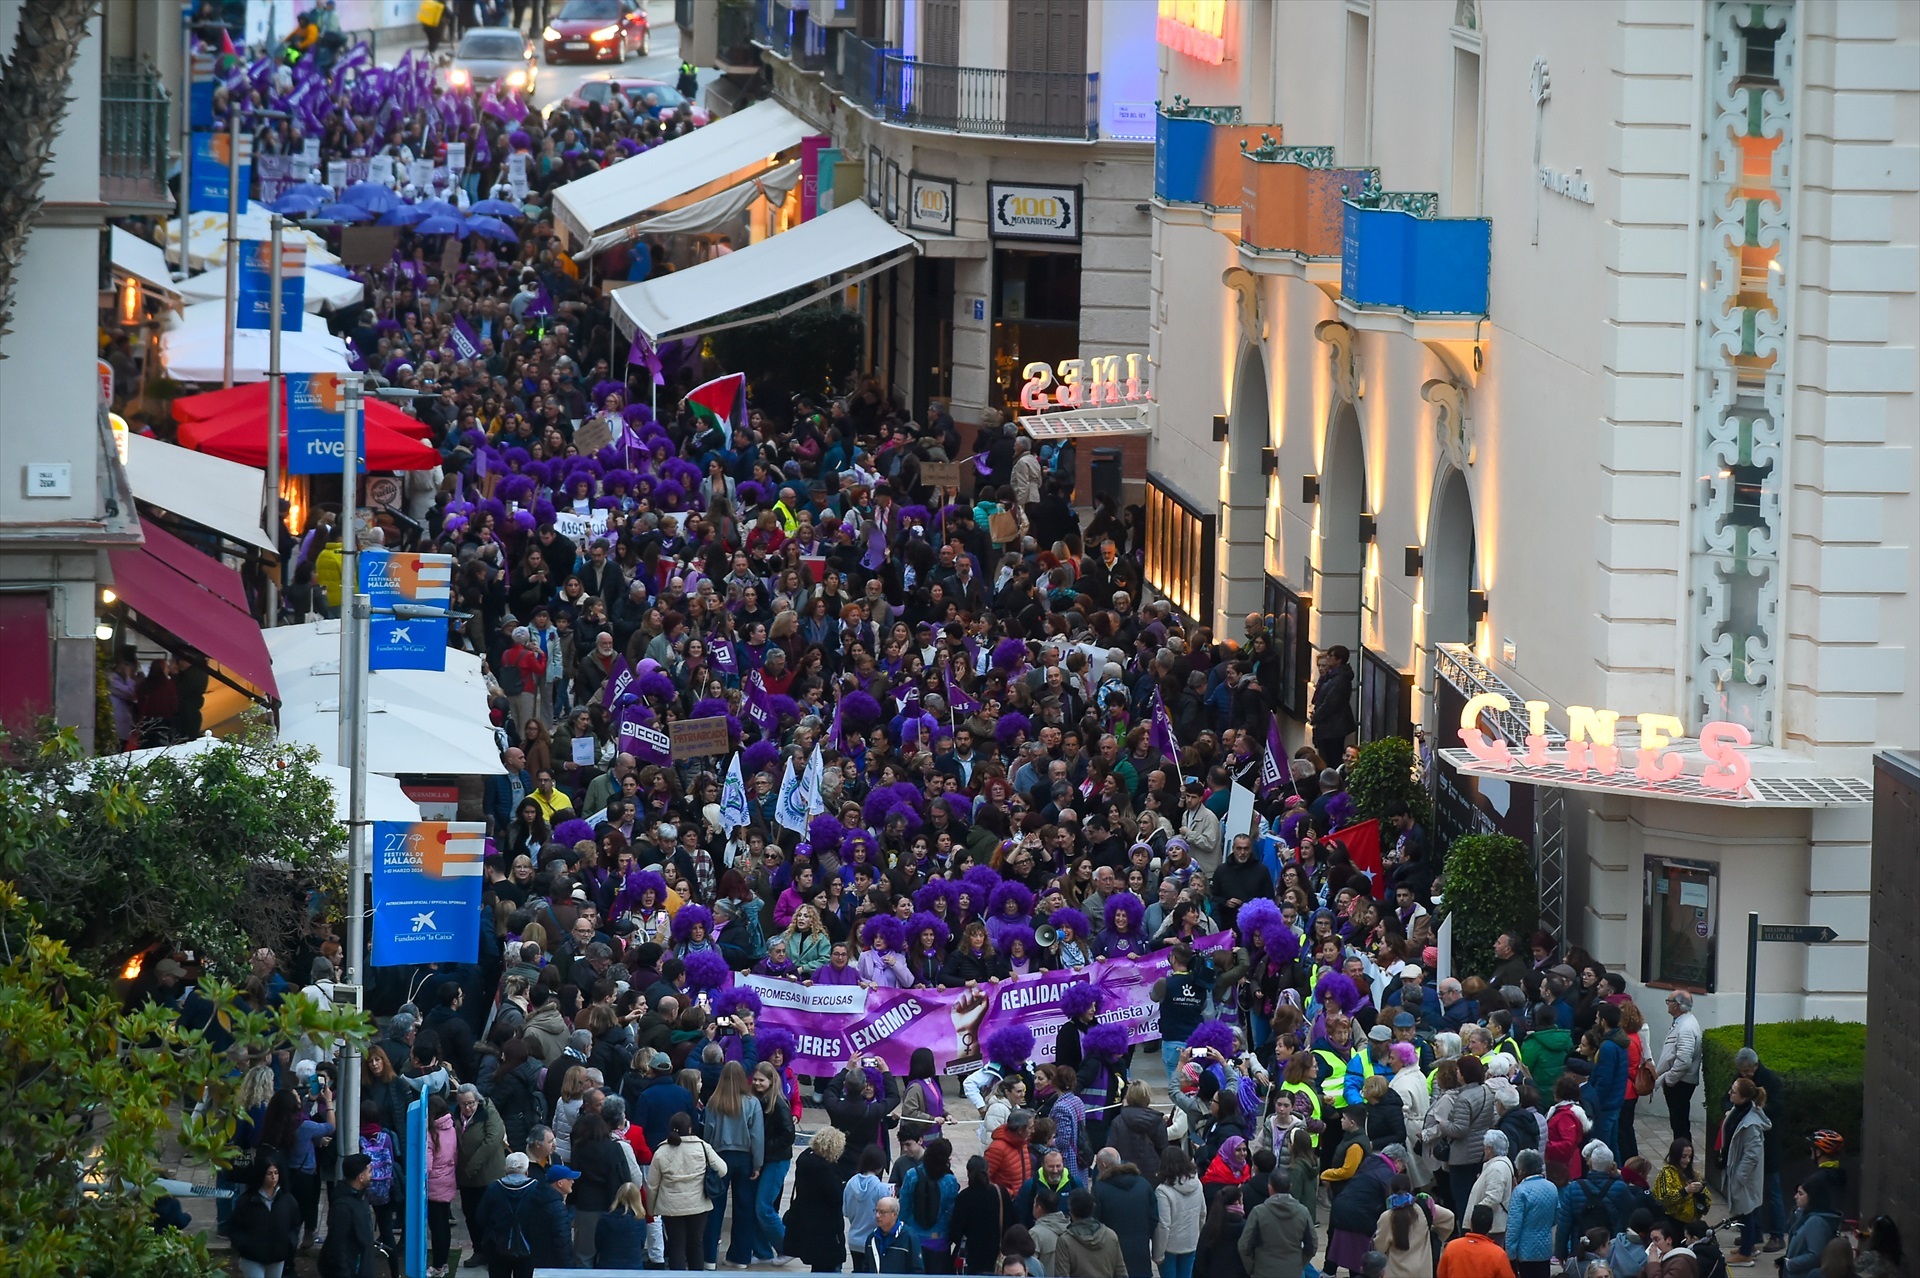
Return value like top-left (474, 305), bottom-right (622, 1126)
top-left (671, 716), bottom-right (732, 760)
top-left (920, 461), bottom-right (963, 488)
top-left (447, 142), bottom-right (467, 173)
top-left (573, 417), bottom-right (614, 454)
top-left (340, 225), bottom-right (398, 267)
top-left (327, 160), bottom-right (349, 192)
top-left (370, 155), bottom-right (395, 187)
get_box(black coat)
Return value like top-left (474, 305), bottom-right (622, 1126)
top-left (949, 1182), bottom-right (1014, 1274)
top-left (594, 1208), bottom-right (649, 1269)
top-left (783, 1149), bottom-right (848, 1269)
top-left (317, 1184), bottom-right (380, 1278)
top-left (227, 1185), bottom-right (302, 1263)
top-left (1092, 1169), bottom-right (1159, 1278)
top-left (1109, 1107), bottom-right (1168, 1182)
top-left (1327, 1154), bottom-right (1395, 1234)
top-left (1194, 1211), bottom-right (1249, 1278)
top-left (1310, 663), bottom-right (1356, 742)
top-left (489, 1057), bottom-right (545, 1151)
top-left (824, 1077), bottom-right (899, 1169)
top-left (571, 1134), bottom-right (635, 1213)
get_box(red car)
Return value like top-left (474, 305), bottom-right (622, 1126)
top-left (541, 0), bottom-right (649, 63)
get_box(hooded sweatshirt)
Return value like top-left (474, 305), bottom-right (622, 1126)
top-left (1055, 1217), bottom-right (1126, 1278)
top-left (1153, 1176), bottom-right (1206, 1260)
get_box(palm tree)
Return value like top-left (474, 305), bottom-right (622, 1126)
top-left (0, 0), bottom-right (99, 350)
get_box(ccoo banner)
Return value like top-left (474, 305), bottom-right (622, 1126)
top-left (361, 548), bottom-right (453, 671)
top-left (370, 821), bottom-right (486, 966)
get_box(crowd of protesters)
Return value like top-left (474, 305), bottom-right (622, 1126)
top-left (123, 17), bottom-right (1893, 1278)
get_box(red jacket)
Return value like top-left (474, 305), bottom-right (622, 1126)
top-left (984, 1127), bottom-right (1035, 1196)
top-left (1437, 1231), bottom-right (1517, 1278)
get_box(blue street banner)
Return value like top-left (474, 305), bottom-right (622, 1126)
top-left (370, 820), bottom-right (485, 965)
top-left (360, 548), bottom-right (453, 671)
top-left (189, 132), bottom-right (251, 214)
top-left (189, 51), bottom-right (217, 130)
top-left (235, 238), bottom-right (306, 330)
top-left (285, 372), bottom-right (352, 474)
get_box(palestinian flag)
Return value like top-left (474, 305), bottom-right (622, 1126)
top-left (684, 372), bottom-right (747, 447)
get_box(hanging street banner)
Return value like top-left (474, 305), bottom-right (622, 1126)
top-left (360, 549), bottom-right (453, 670)
top-left (286, 373), bottom-right (351, 475)
top-left (370, 821), bottom-right (486, 965)
top-left (235, 237), bottom-right (307, 330)
top-left (189, 132), bottom-right (252, 214)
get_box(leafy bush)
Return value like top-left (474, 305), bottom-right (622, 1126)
top-left (1440, 833), bottom-right (1535, 980)
top-left (1347, 736), bottom-right (1432, 829)
top-left (711, 303), bottom-right (864, 411)
top-left (1702, 1019), bottom-right (1864, 1168)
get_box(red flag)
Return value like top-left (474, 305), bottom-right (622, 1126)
top-left (219, 28), bottom-right (237, 57)
top-left (1323, 818), bottom-right (1386, 900)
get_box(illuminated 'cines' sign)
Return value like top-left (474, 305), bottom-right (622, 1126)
top-left (1456, 693), bottom-right (1754, 793)
top-left (1157, 0), bottom-right (1226, 65)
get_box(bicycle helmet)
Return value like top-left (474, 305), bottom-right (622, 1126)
top-left (1809, 1129), bottom-right (1845, 1157)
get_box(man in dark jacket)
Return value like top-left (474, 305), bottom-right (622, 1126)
top-left (1238, 1172), bottom-right (1317, 1278)
top-left (425, 980), bottom-right (478, 1082)
top-left (479, 1152), bottom-right (577, 1276)
top-left (1308, 647), bottom-right (1356, 767)
top-left (868, 1195), bottom-right (923, 1272)
top-left (317, 1153), bottom-right (380, 1278)
top-left (1090, 1148), bottom-right (1158, 1278)
top-left (626, 1051), bottom-right (697, 1152)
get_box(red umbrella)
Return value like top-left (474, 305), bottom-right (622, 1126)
top-left (171, 382), bottom-right (434, 438)
top-left (177, 410), bottom-right (442, 472)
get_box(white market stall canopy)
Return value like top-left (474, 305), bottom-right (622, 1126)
top-left (553, 99), bottom-right (812, 247)
top-left (124, 432), bottom-right (276, 553)
top-left (266, 622), bottom-right (505, 776)
top-left (163, 209), bottom-right (341, 272)
top-left (612, 201), bottom-right (917, 343)
top-left (158, 299), bottom-right (352, 381)
top-left (181, 265), bottom-right (365, 313)
top-left (88, 735), bottom-right (423, 827)
top-left (577, 161), bottom-right (802, 257)
top-left (111, 226), bottom-right (182, 299)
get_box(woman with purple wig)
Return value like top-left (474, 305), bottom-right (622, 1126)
top-left (856, 916), bottom-right (913, 989)
top-left (1100, 892), bottom-right (1152, 960)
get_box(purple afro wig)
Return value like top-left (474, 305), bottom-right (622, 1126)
top-left (1314, 971), bottom-right (1365, 1014)
top-left (1235, 899), bottom-right (1282, 944)
top-left (839, 691), bottom-right (883, 731)
top-left (1103, 891), bottom-right (1146, 934)
top-left (1325, 792), bottom-right (1357, 832)
top-left (1278, 812), bottom-right (1306, 847)
top-left (637, 671), bottom-right (678, 702)
top-left (912, 880), bottom-right (957, 915)
top-left (712, 986), bottom-right (762, 1019)
top-left (841, 829), bottom-right (879, 864)
top-left (994, 711), bottom-right (1032, 749)
top-left (862, 782), bottom-right (923, 828)
top-left (1060, 981), bottom-right (1104, 1019)
top-left (757, 1027), bottom-right (797, 1064)
top-left (551, 818), bottom-right (597, 848)
top-left (1083, 1022), bottom-right (1130, 1061)
top-left (742, 739), bottom-right (781, 777)
top-left (807, 814), bottom-right (847, 858)
top-left (964, 864), bottom-right (1004, 905)
top-left (671, 903), bottom-right (716, 943)
top-left (883, 802), bottom-right (922, 833)
top-left (767, 694), bottom-right (800, 723)
top-left (690, 696), bottom-right (732, 721)
top-left (1186, 1019), bottom-right (1239, 1058)
top-left (987, 881), bottom-right (1034, 919)
top-left (985, 1024), bottom-right (1035, 1070)
top-left (992, 637), bottom-right (1029, 671)
top-left (998, 924), bottom-right (1037, 957)
top-left (904, 911), bottom-right (951, 954)
top-left (1260, 923), bottom-right (1302, 966)
top-left (1050, 906), bottom-right (1092, 941)
top-left (861, 915), bottom-right (906, 952)
top-left (683, 949), bottom-right (730, 993)
top-left (734, 480), bottom-right (767, 507)
top-left (610, 869), bottom-right (670, 918)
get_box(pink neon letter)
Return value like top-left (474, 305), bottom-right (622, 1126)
top-left (1699, 721), bottom-right (1754, 793)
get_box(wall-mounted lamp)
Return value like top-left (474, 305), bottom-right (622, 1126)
top-left (1469, 589), bottom-right (1489, 626)
top-left (1261, 447), bottom-right (1278, 475)
top-left (94, 621), bottom-right (114, 643)
top-left (1212, 414), bottom-right (1230, 441)
top-left (101, 588), bottom-right (117, 604)
top-left (1358, 512), bottom-right (1377, 543)
top-left (1300, 474), bottom-right (1320, 503)
top-left (1404, 546), bottom-right (1423, 577)
top-left (119, 275), bottom-right (142, 325)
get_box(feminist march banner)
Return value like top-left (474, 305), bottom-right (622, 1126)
top-left (732, 933), bottom-right (1231, 1078)
top-left (371, 821), bottom-right (486, 965)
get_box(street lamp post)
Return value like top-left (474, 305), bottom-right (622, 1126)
top-left (336, 372), bottom-right (368, 1155)
top-left (264, 214), bottom-right (283, 627)
top-left (221, 104), bottom-right (241, 388)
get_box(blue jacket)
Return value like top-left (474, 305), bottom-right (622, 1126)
top-left (899, 1167), bottom-right (959, 1249)
top-left (1582, 1033), bottom-right (1628, 1117)
top-left (1555, 1173), bottom-right (1639, 1257)
top-left (1504, 1175), bottom-right (1558, 1262)
top-left (484, 768), bottom-right (532, 832)
top-left (478, 1175), bottom-right (575, 1268)
top-left (595, 1208), bottom-right (649, 1269)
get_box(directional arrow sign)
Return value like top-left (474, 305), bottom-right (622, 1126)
top-left (1758, 924), bottom-right (1840, 944)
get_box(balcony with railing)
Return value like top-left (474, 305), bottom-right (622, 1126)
top-left (101, 58), bottom-right (171, 210)
top-left (828, 31), bottom-right (893, 107)
top-left (874, 56), bottom-right (1098, 141)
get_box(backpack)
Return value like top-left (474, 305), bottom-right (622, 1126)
top-left (1569, 1178), bottom-right (1614, 1234)
top-left (500, 1187), bottom-right (534, 1259)
top-left (363, 1130), bottom-right (396, 1206)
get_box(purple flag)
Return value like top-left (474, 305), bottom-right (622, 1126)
top-left (524, 283), bottom-right (555, 318)
top-left (1258, 712), bottom-right (1289, 797)
top-left (601, 655), bottom-right (633, 711)
top-left (1149, 687), bottom-right (1179, 761)
top-left (946, 680), bottom-right (979, 716)
top-left (893, 683), bottom-right (920, 713)
top-left (744, 672), bottom-right (776, 734)
top-left (619, 708), bottom-right (672, 765)
top-left (449, 315), bottom-right (482, 361)
top-left (709, 638), bottom-right (738, 675)
top-left (860, 522), bottom-right (887, 572)
top-left (628, 331), bottom-right (665, 386)
top-left (826, 697), bottom-right (846, 751)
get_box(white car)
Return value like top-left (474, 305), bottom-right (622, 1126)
top-left (446, 27), bottom-right (538, 95)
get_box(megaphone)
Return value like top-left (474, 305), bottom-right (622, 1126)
top-left (1034, 923), bottom-right (1059, 948)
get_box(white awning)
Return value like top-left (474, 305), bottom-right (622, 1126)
top-left (552, 99), bottom-right (812, 246)
top-left (265, 622), bottom-right (505, 776)
top-left (579, 161), bottom-right (802, 257)
top-left (124, 432), bottom-right (276, 553)
top-left (180, 265), bottom-right (365, 313)
top-left (1019, 404), bottom-right (1155, 439)
top-left (158, 299), bottom-right (352, 382)
top-left (613, 201), bottom-right (917, 343)
top-left (90, 735), bottom-right (422, 825)
top-left (111, 226), bottom-right (181, 298)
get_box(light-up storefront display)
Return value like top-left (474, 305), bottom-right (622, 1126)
top-left (1144, 473), bottom-right (1215, 624)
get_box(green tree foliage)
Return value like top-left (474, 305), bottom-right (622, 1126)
top-left (0, 719), bottom-right (344, 976)
top-left (1440, 833), bottom-right (1536, 980)
top-left (0, 879), bottom-right (372, 1278)
top-left (1346, 737), bottom-right (1432, 830)
top-left (710, 303), bottom-right (864, 410)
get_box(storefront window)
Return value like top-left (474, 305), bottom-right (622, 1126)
top-left (1359, 647), bottom-right (1413, 742)
top-left (1643, 856), bottom-right (1719, 992)
top-left (1263, 576), bottom-right (1313, 720)
top-left (990, 248), bottom-right (1080, 414)
top-left (1144, 474), bottom-right (1214, 624)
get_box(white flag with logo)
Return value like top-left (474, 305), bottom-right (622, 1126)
top-left (719, 751), bottom-right (753, 833)
top-left (775, 755), bottom-right (808, 834)
top-left (802, 743), bottom-right (826, 818)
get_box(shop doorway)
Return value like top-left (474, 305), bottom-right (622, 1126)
top-left (989, 247), bottom-right (1080, 416)
top-left (1316, 400), bottom-right (1366, 661)
top-left (1222, 346), bottom-right (1269, 628)
top-left (911, 256), bottom-right (954, 415)
top-left (1426, 468), bottom-right (1478, 646)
